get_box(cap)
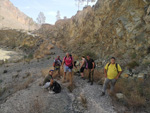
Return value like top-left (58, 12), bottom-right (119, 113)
top-left (49, 70), bottom-right (54, 72)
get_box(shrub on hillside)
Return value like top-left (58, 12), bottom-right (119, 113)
top-left (82, 51), bottom-right (98, 60)
top-left (127, 61), bottom-right (139, 68)
top-left (114, 77), bottom-right (150, 108)
top-left (84, 69), bottom-right (104, 83)
top-left (147, 46), bottom-right (150, 54)
top-left (131, 52), bottom-right (137, 59)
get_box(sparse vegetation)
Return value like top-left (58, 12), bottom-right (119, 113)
top-left (114, 77), bottom-right (150, 108)
top-left (80, 93), bottom-right (87, 108)
top-left (131, 52), bottom-right (137, 59)
top-left (29, 97), bottom-right (43, 113)
top-left (15, 76), bottom-right (34, 91)
top-left (127, 61), bottom-right (139, 68)
top-left (22, 44), bottom-right (32, 49)
top-left (0, 86), bottom-right (6, 96)
top-left (24, 53), bottom-right (34, 62)
top-left (0, 79), bottom-right (3, 84)
top-left (67, 83), bottom-right (76, 93)
top-left (82, 51), bottom-right (97, 60)
top-left (47, 56), bottom-right (51, 60)
top-left (147, 46), bottom-right (150, 54)
top-left (84, 69), bottom-right (104, 83)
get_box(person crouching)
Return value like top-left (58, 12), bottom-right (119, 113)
top-left (43, 70), bottom-right (54, 93)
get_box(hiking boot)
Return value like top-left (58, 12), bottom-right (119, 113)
top-left (90, 82), bottom-right (93, 85)
top-left (101, 92), bottom-right (105, 96)
top-left (87, 80), bottom-right (91, 83)
top-left (81, 77), bottom-right (85, 80)
top-left (49, 90), bottom-right (55, 94)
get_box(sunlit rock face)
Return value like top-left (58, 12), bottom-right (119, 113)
top-left (37, 0), bottom-right (150, 68)
top-left (0, 0), bottom-right (38, 30)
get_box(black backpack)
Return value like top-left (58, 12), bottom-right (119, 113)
top-left (52, 81), bottom-right (61, 93)
top-left (107, 63), bottom-right (119, 73)
top-left (93, 61), bottom-right (96, 68)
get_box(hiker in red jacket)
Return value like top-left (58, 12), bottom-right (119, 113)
top-left (62, 53), bottom-right (74, 84)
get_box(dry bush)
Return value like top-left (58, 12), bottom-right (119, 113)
top-left (80, 93), bottom-right (87, 108)
top-left (47, 44), bottom-right (54, 50)
top-left (94, 69), bottom-right (104, 82)
top-left (15, 76), bottom-right (34, 91)
top-left (84, 69), bottom-right (104, 83)
top-left (52, 40), bottom-right (56, 45)
top-left (43, 50), bottom-right (51, 55)
top-left (35, 55), bottom-right (44, 59)
top-left (82, 51), bottom-right (98, 60)
top-left (67, 82), bottom-right (76, 93)
top-left (41, 67), bottom-right (53, 77)
top-left (22, 72), bottom-right (31, 79)
top-left (0, 86), bottom-right (6, 96)
top-left (127, 61), bottom-right (139, 68)
top-left (60, 67), bottom-right (64, 77)
top-left (41, 67), bottom-right (64, 79)
top-left (127, 92), bottom-right (146, 107)
top-left (114, 78), bottom-right (150, 108)
top-left (29, 97), bottom-right (43, 113)
top-left (72, 54), bottom-right (79, 60)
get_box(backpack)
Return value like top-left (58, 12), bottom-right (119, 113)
top-left (64, 55), bottom-right (73, 69)
top-left (85, 59), bottom-right (88, 69)
top-left (52, 81), bottom-right (61, 93)
top-left (64, 54), bottom-right (72, 61)
top-left (94, 61), bottom-right (96, 68)
top-left (107, 63), bottom-right (119, 73)
top-left (53, 58), bottom-right (62, 67)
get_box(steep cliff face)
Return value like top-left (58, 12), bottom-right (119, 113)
top-left (38, 0), bottom-right (150, 70)
top-left (0, 0), bottom-right (37, 30)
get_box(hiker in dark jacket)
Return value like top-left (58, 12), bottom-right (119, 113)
top-left (53, 55), bottom-right (62, 77)
top-left (101, 57), bottom-right (122, 96)
top-left (87, 55), bottom-right (95, 85)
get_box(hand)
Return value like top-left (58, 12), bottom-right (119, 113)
top-left (91, 69), bottom-right (94, 72)
top-left (115, 76), bottom-right (119, 80)
top-left (105, 74), bottom-right (107, 78)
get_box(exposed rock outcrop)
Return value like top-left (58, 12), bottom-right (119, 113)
top-left (37, 0), bottom-right (150, 72)
top-left (0, 0), bottom-right (38, 30)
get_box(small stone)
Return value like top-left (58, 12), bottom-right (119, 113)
top-left (116, 93), bottom-right (124, 99)
top-left (3, 70), bottom-right (8, 74)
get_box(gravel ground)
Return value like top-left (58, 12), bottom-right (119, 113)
top-left (0, 46), bottom-right (116, 113)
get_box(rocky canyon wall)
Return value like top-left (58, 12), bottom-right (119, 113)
top-left (0, 0), bottom-right (38, 30)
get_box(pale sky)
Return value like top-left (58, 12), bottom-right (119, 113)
top-left (9, 0), bottom-right (97, 25)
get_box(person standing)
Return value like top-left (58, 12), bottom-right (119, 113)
top-left (87, 55), bottom-right (95, 85)
top-left (53, 55), bottom-right (62, 77)
top-left (101, 57), bottom-right (122, 96)
top-left (62, 53), bottom-right (74, 85)
top-left (80, 56), bottom-right (86, 80)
